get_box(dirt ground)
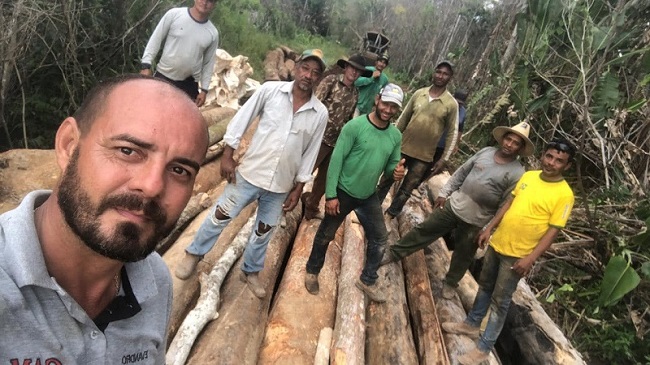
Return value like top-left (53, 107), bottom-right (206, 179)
top-left (0, 149), bottom-right (58, 214)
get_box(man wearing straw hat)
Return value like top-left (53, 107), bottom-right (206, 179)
top-left (302, 54), bottom-right (372, 220)
top-left (382, 121), bottom-right (534, 300)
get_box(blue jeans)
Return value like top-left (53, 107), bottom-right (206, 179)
top-left (306, 188), bottom-right (387, 285)
top-left (464, 246), bottom-right (521, 352)
top-left (185, 172), bottom-right (288, 273)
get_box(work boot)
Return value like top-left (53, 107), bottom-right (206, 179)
top-left (175, 252), bottom-right (201, 280)
top-left (304, 273), bottom-right (319, 295)
top-left (441, 321), bottom-right (480, 340)
top-left (355, 279), bottom-right (386, 303)
top-left (240, 271), bottom-right (266, 298)
top-left (458, 347), bottom-right (489, 365)
top-left (442, 283), bottom-right (456, 300)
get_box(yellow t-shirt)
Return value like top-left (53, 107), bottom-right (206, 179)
top-left (490, 170), bottom-right (574, 258)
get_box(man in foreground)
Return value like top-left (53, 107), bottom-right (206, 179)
top-left (140, 0), bottom-right (219, 107)
top-left (382, 122), bottom-right (533, 300)
top-left (0, 75), bottom-right (209, 363)
top-left (302, 54), bottom-right (372, 220)
top-left (377, 60), bottom-right (459, 218)
top-left (304, 84), bottom-right (406, 303)
top-left (176, 50), bottom-right (328, 299)
top-left (443, 138), bottom-right (576, 365)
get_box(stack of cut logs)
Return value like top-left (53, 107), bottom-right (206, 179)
top-left (263, 46), bottom-right (300, 82)
top-left (158, 103), bottom-right (586, 364)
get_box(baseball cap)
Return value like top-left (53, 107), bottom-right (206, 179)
top-left (435, 60), bottom-right (454, 74)
top-left (379, 83), bottom-right (404, 107)
top-left (298, 49), bottom-right (327, 72)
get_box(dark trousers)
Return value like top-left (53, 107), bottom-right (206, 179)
top-left (303, 143), bottom-right (334, 212)
top-left (306, 188), bottom-right (387, 285)
top-left (154, 72), bottom-right (199, 101)
top-left (376, 155), bottom-right (432, 217)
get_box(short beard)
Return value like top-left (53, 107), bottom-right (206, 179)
top-left (57, 149), bottom-right (172, 262)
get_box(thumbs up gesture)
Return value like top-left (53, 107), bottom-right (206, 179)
top-left (393, 158), bottom-right (406, 181)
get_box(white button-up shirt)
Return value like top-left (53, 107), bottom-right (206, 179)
top-left (224, 81), bottom-right (328, 193)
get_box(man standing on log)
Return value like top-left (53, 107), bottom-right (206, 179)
top-left (382, 122), bottom-right (532, 300)
top-left (443, 138), bottom-right (576, 365)
top-left (0, 75), bottom-right (209, 363)
top-left (140, 0), bottom-right (219, 107)
top-left (302, 54), bottom-right (372, 220)
top-left (304, 84), bottom-right (406, 303)
top-left (176, 50), bottom-right (328, 299)
top-left (376, 60), bottom-right (459, 219)
top-left (354, 52), bottom-right (390, 116)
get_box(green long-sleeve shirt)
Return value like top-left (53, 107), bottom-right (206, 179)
top-left (326, 115), bottom-right (402, 200)
top-left (354, 66), bottom-right (389, 114)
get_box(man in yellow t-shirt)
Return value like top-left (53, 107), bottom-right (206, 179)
top-left (442, 138), bottom-right (576, 365)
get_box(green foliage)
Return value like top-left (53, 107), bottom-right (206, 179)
top-left (545, 283), bottom-right (573, 303)
top-left (591, 71), bottom-right (621, 120)
top-left (598, 252), bottom-right (641, 307)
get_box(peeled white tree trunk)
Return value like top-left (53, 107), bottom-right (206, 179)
top-left (330, 215), bottom-right (367, 365)
top-left (166, 214), bottom-right (256, 365)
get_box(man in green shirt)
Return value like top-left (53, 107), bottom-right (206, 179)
top-left (304, 84), bottom-right (406, 303)
top-left (354, 53), bottom-right (389, 115)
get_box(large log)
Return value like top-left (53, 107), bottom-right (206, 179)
top-left (398, 213), bottom-right (450, 365)
top-left (201, 106), bottom-right (237, 127)
top-left (365, 215), bottom-right (419, 364)
top-left (330, 215), bottom-right (366, 365)
top-left (263, 48), bottom-right (284, 81)
top-left (258, 217), bottom-right (343, 364)
top-left (166, 214), bottom-right (256, 365)
top-left (400, 196), bottom-right (500, 365)
top-left (184, 204), bottom-right (303, 364)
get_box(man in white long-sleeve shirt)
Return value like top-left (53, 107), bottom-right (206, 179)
top-left (175, 50), bottom-right (329, 299)
top-left (140, 0), bottom-right (219, 107)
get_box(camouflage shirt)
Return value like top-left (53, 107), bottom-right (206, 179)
top-left (315, 74), bottom-right (359, 147)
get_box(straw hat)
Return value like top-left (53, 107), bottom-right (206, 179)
top-left (492, 121), bottom-right (535, 157)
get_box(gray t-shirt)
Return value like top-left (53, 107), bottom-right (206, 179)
top-left (142, 7), bottom-right (219, 89)
top-left (0, 190), bottom-right (172, 365)
top-left (439, 147), bottom-right (525, 226)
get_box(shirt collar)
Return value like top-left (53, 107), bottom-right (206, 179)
top-left (283, 81), bottom-right (320, 112)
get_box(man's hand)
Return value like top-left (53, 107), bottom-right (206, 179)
top-left (283, 189), bottom-right (301, 212)
top-left (393, 158), bottom-right (406, 181)
top-left (434, 197), bottom-right (446, 209)
top-left (325, 199), bottom-right (340, 216)
top-left (220, 147), bottom-right (237, 183)
top-left (196, 90), bottom-right (207, 107)
top-left (429, 160), bottom-right (446, 176)
top-left (140, 69), bottom-right (152, 77)
top-left (511, 257), bottom-right (535, 276)
top-left (372, 70), bottom-right (381, 79)
top-left (477, 229), bottom-right (491, 249)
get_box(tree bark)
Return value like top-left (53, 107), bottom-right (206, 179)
top-left (330, 215), bottom-right (366, 365)
top-left (398, 208), bottom-right (450, 365)
top-left (314, 327), bottom-right (334, 365)
top-left (365, 216), bottom-right (419, 364)
top-left (258, 217), bottom-right (343, 364)
top-left (183, 204), bottom-right (303, 365)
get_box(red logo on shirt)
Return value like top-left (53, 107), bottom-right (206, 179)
top-left (10, 359), bottom-right (63, 365)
